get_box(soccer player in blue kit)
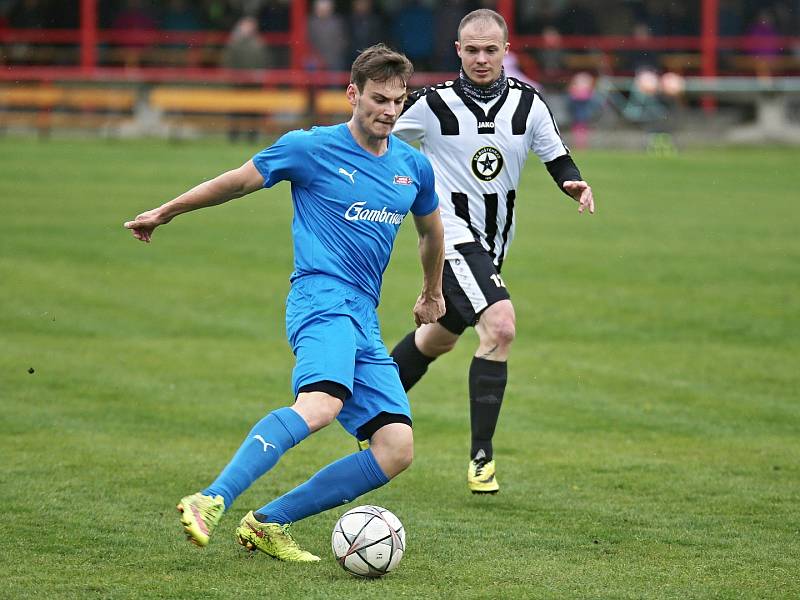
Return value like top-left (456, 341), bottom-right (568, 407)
top-left (124, 45), bottom-right (445, 562)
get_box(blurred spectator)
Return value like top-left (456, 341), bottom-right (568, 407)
top-left (307, 0), bottom-right (347, 71)
top-left (660, 70), bottom-right (685, 101)
top-left (744, 8), bottom-right (781, 57)
top-left (223, 15), bottom-right (270, 70)
top-left (433, 0), bottom-right (466, 73)
top-left (623, 68), bottom-right (664, 124)
top-left (112, 0), bottom-right (158, 68)
top-left (348, 0), bottom-right (385, 64)
top-left (567, 71), bottom-right (601, 149)
top-left (624, 21), bottom-right (659, 73)
top-left (538, 25), bottom-right (563, 78)
top-left (622, 66), bottom-right (678, 154)
top-left (223, 16), bottom-right (270, 143)
top-left (391, 0), bottom-right (434, 71)
top-left (652, 70), bottom-right (684, 155)
top-left (744, 8), bottom-right (781, 77)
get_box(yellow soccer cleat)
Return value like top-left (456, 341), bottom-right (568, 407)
top-left (236, 511), bottom-right (321, 562)
top-left (177, 492), bottom-right (225, 547)
top-left (468, 455), bottom-right (500, 494)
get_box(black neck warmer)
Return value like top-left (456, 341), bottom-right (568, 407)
top-left (458, 67), bottom-right (508, 103)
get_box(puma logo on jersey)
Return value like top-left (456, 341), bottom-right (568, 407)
top-left (253, 434), bottom-right (276, 452)
top-left (338, 167), bottom-right (357, 184)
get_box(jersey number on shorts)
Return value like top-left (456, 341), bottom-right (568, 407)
top-left (490, 274), bottom-right (507, 288)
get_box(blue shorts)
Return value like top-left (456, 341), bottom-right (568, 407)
top-left (286, 275), bottom-right (410, 438)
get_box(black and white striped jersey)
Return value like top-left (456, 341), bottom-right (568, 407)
top-left (393, 76), bottom-right (569, 268)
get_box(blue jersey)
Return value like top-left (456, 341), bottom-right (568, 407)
top-left (253, 123), bottom-right (438, 306)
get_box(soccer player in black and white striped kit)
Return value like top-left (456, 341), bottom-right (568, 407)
top-left (390, 9), bottom-right (595, 494)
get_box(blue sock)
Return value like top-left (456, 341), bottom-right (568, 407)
top-left (203, 407), bottom-right (309, 510)
top-left (255, 448), bottom-right (390, 525)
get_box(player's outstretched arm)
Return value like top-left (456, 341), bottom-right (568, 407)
top-left (562, 180), bottom-right (595, 214)
top-left (123, 160), bottom-right (265, 242)
top-left (411, 209), bottom-right (445, 326)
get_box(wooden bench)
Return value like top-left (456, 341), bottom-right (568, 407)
top-left (729, 55), bottom-right (800, 77)
top-left (313, 89), bottom-right (351, 121)
top-left (562, 52), bottom-right (616, 72)
top-left (0, 85), bottom-right (137, 135)
top-left (103, 46), bottom-right (221, 68)
top-left (148, 86), bottom-right (309, 137)
top-left (661, 53), bottom-right (702, 74)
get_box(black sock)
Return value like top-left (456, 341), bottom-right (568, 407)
top-left (390, 331), bottom-right (436, 391)
top-left (469, 357), bottom-right (507, 461)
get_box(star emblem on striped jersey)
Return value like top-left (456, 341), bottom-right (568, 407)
top-left (471, 146), bottom-right (504, 181)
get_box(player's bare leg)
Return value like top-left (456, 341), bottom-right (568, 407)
top-left (469, 300), bottom-right (515, 493)
top-left (368, 422), bottom-right (414, 478)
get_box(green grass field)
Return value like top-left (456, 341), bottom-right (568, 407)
top-left (2, 138), bottom-right (799, 599)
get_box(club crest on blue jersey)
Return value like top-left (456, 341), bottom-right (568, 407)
top-left (471, 146), bottom-right (504, 181)
top-left (393, 175), bottom-right (413, 185)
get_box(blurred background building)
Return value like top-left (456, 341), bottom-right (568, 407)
top-left (0, 0), bottom-right (798, 146)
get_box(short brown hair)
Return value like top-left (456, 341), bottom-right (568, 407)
top-left (350, 44), bottom-right (414, 92)
top-left (458, 9), bottom-right (508, 43)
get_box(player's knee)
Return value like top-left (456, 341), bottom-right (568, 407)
top-left (370, 424), bottom-right (414, 478)
top-left (396, 436), bottom-right (414, 470)
top-left (386, 439), bottom-right (413, 476)
top-left (481, 316), bottom-right (515, 350)
top-left (310, 405), bottom-right (339, 430)
top-left (292, 392), bottom-right (342, 432)
top-left (490, 319), bottom-right (516, 348)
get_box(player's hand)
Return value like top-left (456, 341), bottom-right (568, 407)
top-left (563, 180), bottom-right (595, 214)
top-left (413, 292), bottom-right (445, 327)
top-left (124, 209), bottom-right (168, 243)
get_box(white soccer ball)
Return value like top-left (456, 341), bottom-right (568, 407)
top-left (331, 505), bottom-right (406, 578)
